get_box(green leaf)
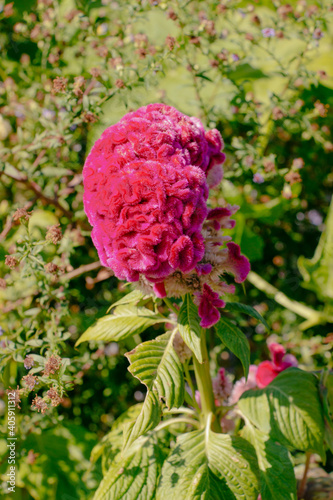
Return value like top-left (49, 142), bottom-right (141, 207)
top-left (242, 423), bottom-right (297, 500)
top-left (238, 368), bottom-right (326, 460)
top-left (94, 435), bottom-right (165, 500)
top-left (75, 305), bottom-right (168, 346)
top-left (320, 370), bottom-right (333, 453)
top-left (227, 63), bottom-right (268, 81)
top-left (157, 425), bottom-right (259, 499)
top-left (107, 289), bottom-right (150, 313)
top-left (126, 331), bottom-right (185, 410)
top-left (177, 294), bottom-right (202, 363)
top-left (215, 316), bottom-right (250, 378)
top-left (123, 389), bottom-right (162, 450)
top-left (224, 302), bottom-right (269, 330)
top-left (194, 71), bottom-right (213, 82)
top-left (90, 404), bottom-right (143, 473)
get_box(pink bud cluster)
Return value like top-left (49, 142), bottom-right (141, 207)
top-left (83, 104), bottom-right (250, 327)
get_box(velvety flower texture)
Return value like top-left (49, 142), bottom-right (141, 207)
top-left (83, 103), bottom-right (250, 327)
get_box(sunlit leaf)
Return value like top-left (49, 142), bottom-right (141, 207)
top-left (94, 434), bottom-right (165, 500)
top-left (238, 368), bottom-right (325, 460)
top-left (242, 423), bottom-right (297, 500)
top-left (177, 294), bottom-right (202, 363)
top-left (157, 425), bottom-right (259, 499)
top-left (126, 331), bottom-right (185, 410)
top-left (75, 305), bottom-right (168, 346)
top-left (123, 389), bottom-right (162, 451)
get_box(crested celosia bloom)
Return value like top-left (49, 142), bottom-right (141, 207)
top-left (83, 103), bottom-right (250, 327)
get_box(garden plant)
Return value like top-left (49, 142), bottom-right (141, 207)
top-left (0, 1), bottom-right (333, 499)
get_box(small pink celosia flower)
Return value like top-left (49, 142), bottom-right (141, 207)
top-left (194, 283), bottom-right (225, 328)
top-left (228, 365), bottom-right (258, 405)
top-left (212, 367), bottom-right (232, 404)
top-left (83, 103), bottom-right (250, 328)
top-left (256, 342), bottom-right (298, 388)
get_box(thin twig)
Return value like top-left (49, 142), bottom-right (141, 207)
top-left (1, 167), bottom-right (90, 229)
top-left (1, 169), bottom-right (73, 219)
top-left (60, 261), bottom-right (102, 281)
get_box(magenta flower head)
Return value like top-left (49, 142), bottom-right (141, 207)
top-left (83, 103), bottom-right (250, 327)
top-left (256, 342), bottom-right (298, 388)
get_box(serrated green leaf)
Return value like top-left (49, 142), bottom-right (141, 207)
top-left (177, 294), bottom-right (202, 363)
top-left (106, 289), bottom-right (150, 313)
top-left (215, 317), bottom-right (250, 378)
top-left (123, 389), bottom-right (162, 451)
top-left (238, 368), bottom-right (325, 460)
top-left (90, 404), bottom-right (143, 473)
top-left (94, 435), bottom-right (165, 500)
top-left (320, 371), bottom-right (333, 453)
top-left (75, 305), bottom-right (168, 346)
top-left (224, 302), bottom-right (269, 330)
top-left (126, 331), bottom-right (184, 410)
top-left (242, 423), bottom-right (297, 500)
top-left (157, 426), bottom-right (259, 499)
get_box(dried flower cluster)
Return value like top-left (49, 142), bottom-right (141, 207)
top-left (46, 387), bottom-right (62, 407)
top-left (22, 374), bottom-right (39, 391)
top-left (13, 207), bottom-right (32, 221)
top-left (31, 395), bottom-right (48, 414)
top-left (24, 355), bottom-right (35, 369)
top-left (43, 354), bottom-right (62, 376)
top-left (45, 224), bottom-right (62, 244)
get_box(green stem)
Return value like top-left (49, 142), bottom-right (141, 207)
top-left (163, 297), bottom-right (179, 315)
top-left (193, 329), bottom-right (221, 433)
top-left (184, 360), bottom-right (200, 412)
top-left (297, 452), bottom-right (311, 499)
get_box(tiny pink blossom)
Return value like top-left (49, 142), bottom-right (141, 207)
top-left (253, 173), bottom-right (264, 184)
top-left (262, 28), bottom-right (275, 38)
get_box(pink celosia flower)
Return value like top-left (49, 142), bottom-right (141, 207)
top-left (223, 242), bottom-right (251, 283)
top-left (83, 103), bottom-right (224, 283)
top-left (256, 342), bottom-right (298, 388)
top-left (212, 367), bottom-right (233, 404)
top-left (83, 103), bottom-right (250, 328)
top-left (194, 283), bottom-right (225, 328)
top-left (228, 365), bottom-right (258, 405)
